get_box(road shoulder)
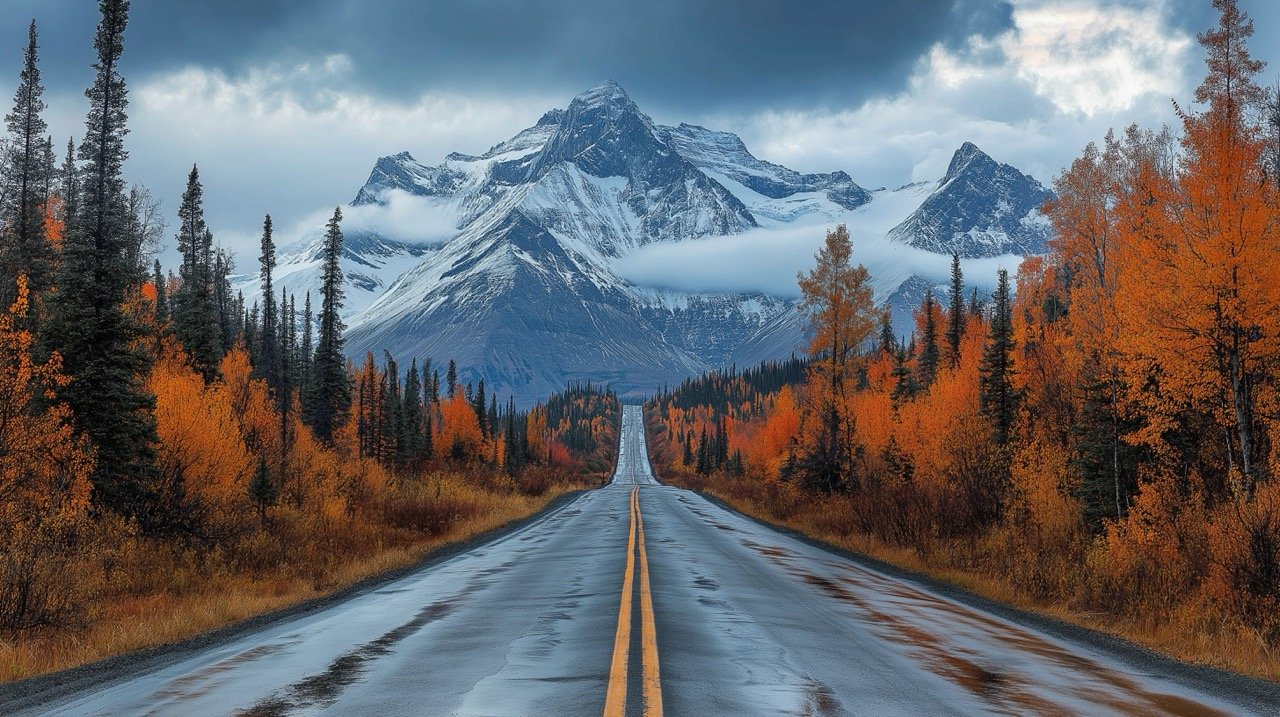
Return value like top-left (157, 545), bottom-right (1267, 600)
top-left (0, 489), bottom-right (590, 714)
top-left (691, 489), bottom-right (1280, 714)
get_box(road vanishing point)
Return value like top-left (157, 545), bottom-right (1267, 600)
top-left (6, 405), bottom-right (1280, 716)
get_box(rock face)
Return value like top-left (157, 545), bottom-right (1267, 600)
top-left (888, 142), bottom-right (1053, 257)
top-left (247, 81), bottom-right (1051, 404)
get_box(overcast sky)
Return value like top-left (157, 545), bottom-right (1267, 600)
top-left (1, 0), bottom-right (1277, 267)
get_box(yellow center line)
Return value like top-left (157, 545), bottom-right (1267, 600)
top-left (603, 486), bottom-right (664, 717)
top-left (637, 490), bottom-right (664, 717)
top-left (603, 488), bottom-right (638, 717)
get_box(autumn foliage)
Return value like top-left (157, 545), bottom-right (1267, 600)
top-left (0, 277), bottom-right (94, 630)
top-left (648, 1), bottom-right (1280, 676)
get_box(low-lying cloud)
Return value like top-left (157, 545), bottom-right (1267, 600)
top-left (613, 218), bottom-right (1024, 302)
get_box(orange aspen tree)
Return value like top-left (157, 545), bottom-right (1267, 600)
top-left (1115, 0), bottom-right (1280, 494)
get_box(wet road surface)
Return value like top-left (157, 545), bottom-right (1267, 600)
top-left (9, 405), bottom-right (1278, 716)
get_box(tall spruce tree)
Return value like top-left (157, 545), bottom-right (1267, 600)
top-left (284, 291), bottom-right (297, 384)
top-left (446, 359), bottom-right (458, 399)
top-left (946, 253), bottom-right (965, 366)
top-left (299, 291), bottom-right (314, 420)
top-left (257, 214), bottom-right (277, 387)
top-left (473, 377), bottom-right (487, 437)
top-left (307, 208), bottom-right (350, 444)
top-left (1072, 362), bottom-right (1141, 531)
top-left (213, 244), bottom-right (235, 350)
top-left (979, 268), bottom-right (1017, 446)
top-left (277, 286), bottom-right (295, 499)
top-left (47, 0), bottom-right (162, 527)
top-left (917, 289), bottom-right (940, 388)
top-left (2, 20), bottom-right (54, 301)
top-left (57, 137), bottom-right (79, 238)
top-left (890, 346), bottom-right (918, 410)
top-left (402, 358), bottom-right (425, 468)
top-left (877, 310), bottom-right (895, 355)
top-left (172, 165), bottom-right (221, 380)
top-left (151, 258), bottom-right (166, 324)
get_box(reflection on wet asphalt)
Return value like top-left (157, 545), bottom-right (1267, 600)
top-left (17, 405), bottom-right (1274, 716)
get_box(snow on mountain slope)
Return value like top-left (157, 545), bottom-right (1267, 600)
top-left (234, 225), bottom-right (434, 318)
top-left (662, 123), bottom-right (871, 220)
top-left (889, 142), bottom-right (1053, 257)
top-left (258, 81), bottom-right (1050, 402)
top-left (345, 210), bottom-right (703, 402)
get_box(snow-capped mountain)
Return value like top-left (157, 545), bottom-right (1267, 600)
top-left (246, 81), bottom-right (1051, 403)
top-left (888, 141), bottom-right (1053, 257)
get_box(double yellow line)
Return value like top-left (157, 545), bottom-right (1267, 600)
top-left (603, 487), bottom-right (663, 717)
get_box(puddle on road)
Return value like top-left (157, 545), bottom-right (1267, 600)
top-left (156, 641), bottom-right (297, 702)
top-left (740, 538), bottom-right (795, 562)
top-left (236, 600), bottom-right (456, 716)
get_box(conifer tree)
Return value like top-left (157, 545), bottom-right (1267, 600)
top-left (277, 287), bottom-right (295, 498)
top-left (402, 358), bottom-right (425, 468)
top-left (1071, 362), bottom-right (1141, 530)
top-left (46, 0), bottom-right (162, 527)
top-left (382, 351), bottom-right (402, 465)
top-left (213, 244), bottom-right (235, 350)
top-left (2, 20), bottom-right (54, 301)
top-left (473, 377), bottom-right (487, 438)
top-left (249, 455), bottom-right (277, 527)
top-left (446, 359), bottom-right (458, 399)
top-left (299, 291), bottom-right (314, 420)
top-left (979, 269), bottom-right (1017, 446)
top-left (56, 138), bottom-right (78, 239)
top-left (172, 166), bottom-right (221, 380)
top-left (695, 429), bottom-right (709, 475)
top-left (878, 310), bottom-right (895, 355)
top-left (307, 208), bottom-right (350, 444)
top-left (917, 289), bottom-right (940, 388)
top-left (422, 368), bottom-right (435, 462)
top-left (947, 253), bottom-right (965, 366)
top-left (890, 346), bottom-right (918, 410)
top-left (284, 291), bottom-right (296, 384)
top-left (151, 258), bottom-right (167, 325)
top-left (257, 214), bottom-right (277, 387)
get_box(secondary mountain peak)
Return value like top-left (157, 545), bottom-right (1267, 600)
top-left (889, 141), bottom-right (1053, 257)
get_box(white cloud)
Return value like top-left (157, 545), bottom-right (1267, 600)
top-left (703, 0), bottom-right (1194, 192)
top-left (264, 189), bottom-right (460, 251)
top-left (1000, 0), bottom-right (1193, 116)
top-left (614, 217), bottom-right (1021, 302)
top-left (122, 55), bottom-right (557, 263)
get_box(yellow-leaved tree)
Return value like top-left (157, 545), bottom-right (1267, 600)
top-left (0, 277), bottom-right (95, 629)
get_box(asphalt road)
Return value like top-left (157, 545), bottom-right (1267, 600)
top-left (7, 405), bottom-right (1280, 716)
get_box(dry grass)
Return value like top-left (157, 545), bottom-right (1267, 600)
top-left (687, 477), bottom-right (1280, 682)
top-left (0, 473), bottom-right (590, 683)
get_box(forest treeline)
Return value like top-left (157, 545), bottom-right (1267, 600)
top-left (0, 0), bottom-right (618, 675)
top-left (647, 0), bottom-right (1280, 675)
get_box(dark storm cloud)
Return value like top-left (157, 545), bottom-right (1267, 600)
top-left (0, 0), bottom-right (1016, 114)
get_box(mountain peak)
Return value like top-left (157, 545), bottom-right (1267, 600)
top-left (943, 141), bottom-right (995, 183)
top-left (572, 79), bottom-right (632, 106)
